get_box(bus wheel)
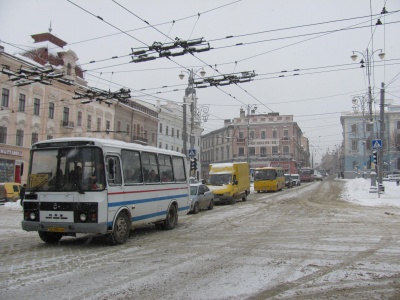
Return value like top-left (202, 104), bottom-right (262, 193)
top-left (164, 204), bottom-right (177, 230)
top-left (109, 211), bottom-right (131, 245)
top-left (38, 231), bottom-right (62, 244)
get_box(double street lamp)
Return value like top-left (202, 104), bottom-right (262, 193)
top-left (178, 68), bottom-right (206, 159)
top-left (351, 48), bottom-right (385, 185)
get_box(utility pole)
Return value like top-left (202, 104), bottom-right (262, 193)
top-left (378, 82), bottom-right (385, 185)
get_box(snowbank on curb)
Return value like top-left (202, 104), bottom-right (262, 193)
top-left (341, 178), bottom-right (400, 207)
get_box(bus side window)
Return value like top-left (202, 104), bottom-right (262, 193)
top-left (107, 156), bottom-right (122, 185)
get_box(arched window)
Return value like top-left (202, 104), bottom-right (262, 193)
top-left (67, 63), bottom-right (72, 75)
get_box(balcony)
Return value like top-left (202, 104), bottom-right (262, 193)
top-left (237, 138), bottom-right (245, 143)
top-left (282, 136), bottom-right (290, 141)
top-left (60, 120), bottom-right (74, 128)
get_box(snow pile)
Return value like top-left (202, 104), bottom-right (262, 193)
top-left (341, 178), bottom-right (400, 208)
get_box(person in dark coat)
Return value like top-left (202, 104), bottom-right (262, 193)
top-left (20, 184), bottom-right (26, 206)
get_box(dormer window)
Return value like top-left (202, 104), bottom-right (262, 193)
top-left (67, 63), bottom-right (72, 75)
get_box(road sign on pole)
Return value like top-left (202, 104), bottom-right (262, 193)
top-left (188, 149), bottom-right (196, 157)
top-left (371, 139), bottom-right (382, 149)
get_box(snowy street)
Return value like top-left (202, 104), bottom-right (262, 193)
top-left (0, 177), bottom-right (399, 299)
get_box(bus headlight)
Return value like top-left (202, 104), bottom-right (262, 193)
top-left (29, 212), bottom-right (36, 220)
top-left (79, 213), bottom-right (87, 222)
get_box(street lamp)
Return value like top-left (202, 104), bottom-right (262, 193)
top-left (178, 68), bottom-right (206, 161)
top-left (350, 49), bottom-right (385, 123)
top-left (244, 104), bottom-right (257, 166)
top-left (351, 48), bottom-right (383, 122)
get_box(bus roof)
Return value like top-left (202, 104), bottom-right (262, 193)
top-left (32, 137), bottom-right (186, 157)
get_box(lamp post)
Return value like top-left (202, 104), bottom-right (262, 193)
top-left (178, 68), bottom-right (206, 159)
top-left (351, 48), bottom-right (385, 184)
top-left (244, 104), bottom-right (257, 166)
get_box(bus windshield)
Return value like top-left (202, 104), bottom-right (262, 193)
top-left (255, 169), bottom-right (276, 181)
top-left (28, 147), bottom-right (105, 192)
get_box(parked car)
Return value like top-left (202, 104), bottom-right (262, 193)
top-left (290, 174), bottom-right (301, 186)
top-left (0, 182), bottom-right (21, 202)
top-left (189, 183), bottom-right (214, 214)
top-left (284, 174), bottom-right (293, 188)
top-left (313, 172), bottom-right (324, 181)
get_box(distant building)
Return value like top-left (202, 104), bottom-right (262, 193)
top-left (340, 102), bottom-right (400, 175)
top-left (201, 109), bottom-right (309, 180)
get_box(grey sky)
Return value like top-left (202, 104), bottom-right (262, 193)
top-left (1, 0), bottom-right (399, 162)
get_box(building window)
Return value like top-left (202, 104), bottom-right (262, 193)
top-left (166, 126), bottom-right (169, 136)
top-left (226, 145), bottom-right (230, 158)
top-left (260, 147), bottom-right (267, 157)
top-left (33, 98), bottom-right (40, 115)
top-left (97, 118), bottom-right (101, 131)
top-left (273, 130), bottom-right (277, 139)
top-left (351, 124), bottom-right (357, 133)
top-left (0, 126), bottom-right (7, 143)
top-left (67, 63), bottom-right (72, 75)
top-left (16, 129), bottom-right (24, 146)
top-left (77, 111), bottom-right (82, 126)
top-left (171, 128), bottom-right (174, 137)
top-left (63, 107), bottom-right (69, 125)
top-left (165, 144), bottom-right (168, 150)
top-left (47, 135), bottom-right (53, 140)
top-left (117, 121), bottom-right (121, 132)
top-left (177, 130), bottom-right (180, 139)
top-left (366, 123), bottom-right (373, 132)
top-left (396, 121), bottom-right (400, 130)
top-left (249, 147), bottom-right (255, 156)
top-left (239, 132), bottom-right (244, 139)
top-left (351, 140), bottom-right (358, 151)
top-left (261, 131), bottom-right (266, 139)
top-left (49, 102), bottom-right (54, 119)
top-left (250, 131), bottom-right (254, 140)
top-left (106, 120), bottom-right (110, 131)
top-left (221, 147), bottom-right (224, 160)
top-left (283, 145), bottom-right (289, 155)
top-left (238, 147), bottom-right (244, 156)
top-left (126, 125), bottom-right (130, 136)
top-left (272, 146), bottom-right (279, 154)
top-left (87, 115), bottom-right (92, 130)
top-left (18, 94), bottom-right (26, 112)
top-left (1, 88), bottom-right (9, 107)
top-left (31, 132), bottom-right (39, 144)
top-left (284, 130), bottom-right (289, 137)
top-left (159, 123), bottom-right (162, 133)
top-left (152, 133), bottom-right (155, 143)
top-left (159, 142), bottom-right (162, 148)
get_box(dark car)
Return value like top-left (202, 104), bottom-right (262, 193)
top-left (284, 174), bottom-right (293, 188)
top-left (189, 183), bottom-right (214, 214)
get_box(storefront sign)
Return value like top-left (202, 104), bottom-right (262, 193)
top-left (0, 148), bottom-right (23, 157)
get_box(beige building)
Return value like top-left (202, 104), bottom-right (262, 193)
top-left (0, 31), bottom-right (158, 184)
top-left (201, 109), bottom-right (310, 180)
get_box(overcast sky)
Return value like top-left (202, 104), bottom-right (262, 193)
top-left (1, 0), bottom-right (399, 162)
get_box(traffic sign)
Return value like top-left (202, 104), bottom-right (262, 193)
top-left (188, 149), bottom-right (196, 157)
top-left (372, 139), bottom-right (382, 149)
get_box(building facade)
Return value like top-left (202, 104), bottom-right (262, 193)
top-left (201, 109), bottom-right (310, 180)
top-left (340, 103), bottom-right (400, 176)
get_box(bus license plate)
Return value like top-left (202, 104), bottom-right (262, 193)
top-left (47, 227), bottom-right (65, 232)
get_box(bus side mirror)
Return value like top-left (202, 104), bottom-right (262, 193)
top-left (233, 180), bottom-right (238, 185)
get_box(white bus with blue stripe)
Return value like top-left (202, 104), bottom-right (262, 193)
top-left (22, 138), bottom-right (190, 245)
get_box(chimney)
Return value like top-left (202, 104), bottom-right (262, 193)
top-left (240, 108), bottom-right (245, 118)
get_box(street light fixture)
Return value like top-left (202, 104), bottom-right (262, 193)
top-left (351, 48), bottom-right (385, 183)
top-left (178, 68), bottom-right (206, 161)
top-left (244, 104), bottom-right (257, 166)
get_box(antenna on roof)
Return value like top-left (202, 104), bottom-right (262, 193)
top-left (48, 21), bottom-right (52, 33)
